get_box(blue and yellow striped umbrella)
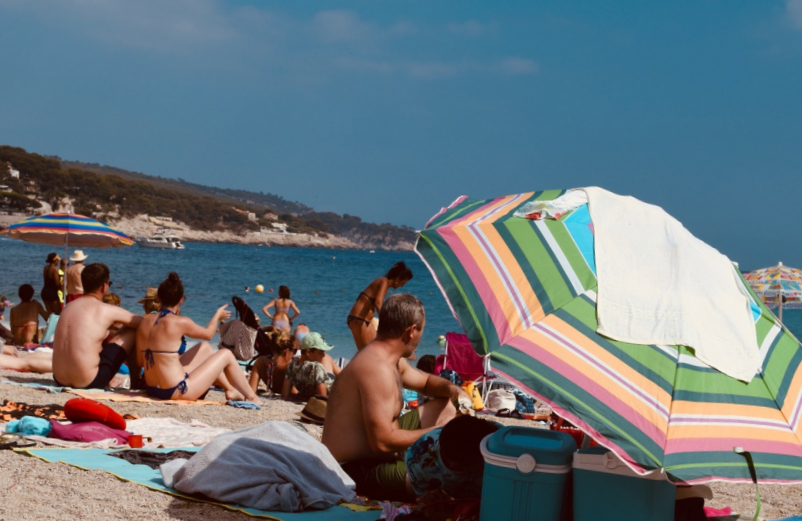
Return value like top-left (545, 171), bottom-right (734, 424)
top-left (1, 213), bottom-right (134, 248)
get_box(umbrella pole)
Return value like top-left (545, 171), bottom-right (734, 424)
top-left (63, 236), bottom-right (69, 302)
top-left (779, 295), bottom-right (783, 323)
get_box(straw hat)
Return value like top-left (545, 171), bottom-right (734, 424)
top-left (137, 287), bottom-right (158, 304)
top-left (297, 395), bottom-right (327, 425)
top-left (69, 250), bottom-right (88, 262)
top-left (300, 332), bottom-right (333, 351)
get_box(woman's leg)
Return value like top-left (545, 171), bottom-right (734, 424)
top-left (0, 352), bottom-right (52, 373)
top-left (348, 320), bottom-right (375, 350)
top-left (180, 342), bottom-right (244, 401)
top-left (180, 348), bottom-right (259, 403)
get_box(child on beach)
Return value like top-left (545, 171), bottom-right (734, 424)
top-left (0, 295), bottom-right (12, 321)
top-left (10, 284), bottom-right (49, 347)
top-left (282, 332), bottom-right (335, 400)
top-left (139, 272), bottom-right (260, 404)
top-left (248, 327), bottom-right (296, 394)
top-left (347, 261), bottom-right (413, 349)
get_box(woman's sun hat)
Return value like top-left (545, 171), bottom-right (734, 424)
top-left (297, 395), bottom-right (328, 425)
top-left (300, 332), bottom-right (333, 351)
top-left (69, 250), bottom-right (88, 262)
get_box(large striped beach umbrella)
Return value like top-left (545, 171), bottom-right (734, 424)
top-left (415, 190), bottom-right (802, 484)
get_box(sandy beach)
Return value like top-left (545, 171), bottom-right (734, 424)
top-left (0, 368), bottom-right (800, 520)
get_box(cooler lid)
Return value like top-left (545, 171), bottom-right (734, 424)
top-left (484, 426), bottom-right (577, 466)
top-left (573, 447), bottom-right (671, 482)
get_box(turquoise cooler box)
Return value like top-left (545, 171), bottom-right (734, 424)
top-left (573, 446), bottom-right (676, 521)
top-left (480, 426), bottom-right (576, 521)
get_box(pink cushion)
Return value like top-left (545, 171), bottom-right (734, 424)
top-left (64, 398), bottom-right (126, 431)
top-left (48, 420), bottom-right (130, 444)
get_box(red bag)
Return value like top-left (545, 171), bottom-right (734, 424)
top-left (64, 398), bottom-right (126, 431)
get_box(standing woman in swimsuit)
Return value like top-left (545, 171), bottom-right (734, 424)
top-left (141, 272), bottom-right (260, 404)
top-left (262, 285), bottom-right (300, 332)
top-left (41, 253), bottom-right (62, 315)
top-left (347, 261), bottom-right (413, 350)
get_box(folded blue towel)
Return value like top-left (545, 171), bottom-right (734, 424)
top-left (6, 416), bottom-right (52, 436)
top-left (227, 400), bottom-right (262, 410)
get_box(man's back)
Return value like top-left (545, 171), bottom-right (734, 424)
top-left (323, 342), bottom-right (402, 462)
top-left (53, 296), bottom-right (117, 385)
top-left (66, 263), bottom-right (84, 295)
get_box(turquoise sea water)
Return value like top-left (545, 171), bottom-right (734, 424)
top-left (0, 238), bottom-right (459, 359)
top-left (2, 236), bottom-right (801, 359)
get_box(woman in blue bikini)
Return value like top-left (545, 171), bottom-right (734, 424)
top-left (347, 261), bottom-right (413, 350)
top-left (262, 285), bottom-right (300, 332)
top-left (139, 272), bottom-right (260, 404)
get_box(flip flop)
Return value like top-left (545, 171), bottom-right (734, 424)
top-left (0, 433), bottom-right (36, 450)
top-left (496, 408), bottom-right (511, 417)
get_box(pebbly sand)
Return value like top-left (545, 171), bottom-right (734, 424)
top-left (0, 368), bottom-right (801, 520)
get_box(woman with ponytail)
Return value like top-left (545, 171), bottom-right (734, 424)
top-left (346, 261), bottom-right (413, 349)
top-left (138, 272), bottom-right (260, 404)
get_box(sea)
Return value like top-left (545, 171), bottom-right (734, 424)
top-left (2, 236), bottom-right (801, 359)
top-left (0, 238), bottom-right (459, 359)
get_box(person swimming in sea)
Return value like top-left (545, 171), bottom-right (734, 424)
top-left (139, 272), bottom-right (260, 404)
top-left (262, 285), bottom-right (300, 332)
top-left (347, 261), bottom-right (413, 350)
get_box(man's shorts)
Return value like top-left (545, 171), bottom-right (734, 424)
top-left (54, 342), bottom-right (128, 389)
top-left (340, 408), bottom-right (421, 502)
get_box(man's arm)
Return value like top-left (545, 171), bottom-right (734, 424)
top-left (110, 307), bottom-right (144, 329)
top-left (398, 358), bottom-right (465, 402)
top-left (360, 365), bottom-right (434, 456)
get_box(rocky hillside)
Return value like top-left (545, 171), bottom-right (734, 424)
top-left (0, 146), bottom-right (416, 250)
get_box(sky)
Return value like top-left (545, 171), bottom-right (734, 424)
top-left (0, 1), bottom-right (800, 270)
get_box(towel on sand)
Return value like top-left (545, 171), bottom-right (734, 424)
top-left (161, 421), bottom-right (356, 512)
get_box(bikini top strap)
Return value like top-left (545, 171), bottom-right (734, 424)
top-left (155, 308), bottom-right (174, 325)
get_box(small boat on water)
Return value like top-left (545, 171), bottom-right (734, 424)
top-left (137, 229), bottom-right (185, 250)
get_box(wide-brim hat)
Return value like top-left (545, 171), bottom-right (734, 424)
top-left (69, 250), bottom-right (88, 262)
top-left (137, 287), bottom-right (158, 304)
top-left (300, 332), bottom-right (333, 351)
top-left (296, 395), bottom-right (327, 425)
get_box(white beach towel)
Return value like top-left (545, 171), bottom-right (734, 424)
top-left (161, 421), bottom-right (355, 512)
top-left (583, 187), bottom-right (759, 381)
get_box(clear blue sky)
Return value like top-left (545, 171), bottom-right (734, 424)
top-left (1, 1), bottom-right (800, 270)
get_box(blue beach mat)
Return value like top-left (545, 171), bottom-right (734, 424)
top-left (21, 448), bottom-right (379, 521)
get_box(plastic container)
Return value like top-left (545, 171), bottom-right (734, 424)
top-left (480, 426), bottom-right (576, 521)
top-left (573, 446), bottom-right (675, 521)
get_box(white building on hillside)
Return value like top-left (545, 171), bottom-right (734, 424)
top-left (6, 162), bottom-right (19, 179)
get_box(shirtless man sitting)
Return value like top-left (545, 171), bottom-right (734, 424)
top-left (322, 293), bottom-right (467, 502)
top-left (9, 284), bottom-right (50, 347)
top-left (53, 263), bottom-right (143, 389)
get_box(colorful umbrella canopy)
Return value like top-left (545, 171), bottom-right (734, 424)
top-left (416, 190), bottom-right (802, 484)
top-left (0, 213), bottom-right (134, 248)
top-left (744, 263), bottom-right (802, 321)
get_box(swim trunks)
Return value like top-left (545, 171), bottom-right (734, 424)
top-left (53, 342), bottom-right (128, 389)
top-left (340, 408), bottom-right (421, 502)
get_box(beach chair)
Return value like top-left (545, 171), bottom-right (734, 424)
top-left (440, 332), bottom-right (513, 401)
top-left (230, 296), bottom-right (272, 358)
